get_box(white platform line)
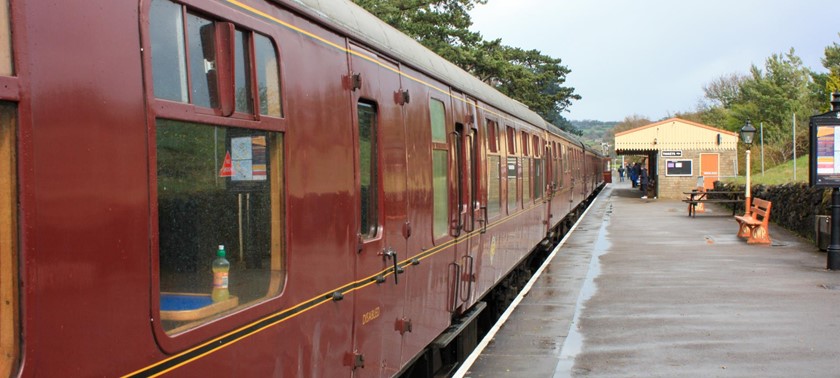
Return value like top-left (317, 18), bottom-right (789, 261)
top-left (453, 192), bottom-right (602, 378)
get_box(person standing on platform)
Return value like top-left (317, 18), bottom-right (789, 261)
top-left (640, 167), bottom-right (649, 199)
top-left (629, 162), bottom-right (637, 187)
top-left (617, 165), bottom-right (625, 182)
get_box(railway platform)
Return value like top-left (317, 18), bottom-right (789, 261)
top-left (459, 180), bottom-right (840, 377)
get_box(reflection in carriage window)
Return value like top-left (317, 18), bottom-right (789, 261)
top-left (186, 12), bottom-right (217, 108)
top-left (358, 101), bottom-right (378, 239)
top-left (156, 119), bottom-right (285, 333)
top-left (0, 0), bottom-right (12, 76)
top-left (150, 0), bottom-right (283, 118)
top-left (255, 34), bottom-right (282, 117)
top-left (150, 0), bottom-right (188, 102)
top-left (0, 103), bottom-right (18, 377)
top-left (234, 29), bottom-right (253, 114)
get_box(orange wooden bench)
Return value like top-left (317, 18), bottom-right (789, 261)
top-left (734, 198), bottom-right (772, 244)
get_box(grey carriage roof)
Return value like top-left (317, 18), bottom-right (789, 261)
top-left (285, 0), bottom-right (584, 145)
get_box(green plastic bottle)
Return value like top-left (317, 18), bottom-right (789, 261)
top-left (212, 245), bottom-right (230, 302)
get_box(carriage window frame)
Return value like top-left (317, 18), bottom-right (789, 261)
top-left (505, 126), bottom-right (518, 213)
top-left (521, 131), bottom-right (529, 157)
top-left (146, 0), bottom-right (288, 350)
top-left (153, 119), bottom-right (286, 337)
top-left (357, 100), bottom-right (380, 239)
top-left (485, 119), bottom-right (501, 218)
top-left (487, 120), bottom-right (498, 153)
top-left (430, 98), bottom-right (449, 239)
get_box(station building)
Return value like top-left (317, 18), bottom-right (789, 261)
top-left (614, 118), bottom-right (739, 199)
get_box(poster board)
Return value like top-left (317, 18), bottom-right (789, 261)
top-left (665, 159), bottom-right (692, 176)
top-left (810, 110), bottom-right (840, 187)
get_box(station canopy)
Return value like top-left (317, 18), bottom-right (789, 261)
top-left (614, 118), bottom-right (738, 155)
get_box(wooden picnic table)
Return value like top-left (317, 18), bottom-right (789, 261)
top-left (682, 190), bottom-right (744, 217)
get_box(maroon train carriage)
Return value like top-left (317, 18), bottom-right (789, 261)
top-left (0, 0), bottom-right (605, 376)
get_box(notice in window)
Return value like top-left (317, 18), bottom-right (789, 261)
top-left (231, 136), bottom-right (267, 182)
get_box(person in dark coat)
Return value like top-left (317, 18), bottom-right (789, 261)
top-left (640, 167), bottom-right (649, 199)
top-left (632, 162), bottom-right (641, 188)
top-left (617, 165), bottom-right (625, 182)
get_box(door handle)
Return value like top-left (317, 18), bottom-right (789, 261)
top-left (381, 248), bottom-right (399, 285)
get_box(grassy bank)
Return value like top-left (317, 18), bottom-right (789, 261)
top-left (721, 155), bottom-right (809, 186)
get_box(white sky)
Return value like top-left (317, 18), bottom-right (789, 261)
top-left (470, 0), bottom-right (840, 122)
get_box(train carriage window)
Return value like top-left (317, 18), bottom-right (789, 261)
top-left (358, 101), bottom-right (378, 239)
top-left (150, 0), bottom-right (283, 118)
top-left (254, 34), bottom-right (282, 117)
top-left (505, 126), bottom-right (518, 213)
top-left (0, 103), bottom-right (17, 377)
top-left (151, 0), bottom-right (189, 102)
top-left (185, 12), bottom-right (217, 108)
top-left (233, 29), bottom-right (253, 114)
top-left (156, 120), bottom-right (285, 334)
top-left (486, 120), bottom-right (498, 153)
top-left (533, 136), bottom-right (543, 199)
top-left (534, 158), bottom-right (543, 199)
top-left (430, 99), bottom-right (448, 238)
top-left (522, 157), bottom-right (531, 204)
top-left (506, 126), bottom-right (516, 154)
top-left (521, 131), bottom-right (529, 157)
top-left (507, 156), bottom-right (517, 213)
top-left (563, 145), bottom-right (570, 173)
top-left (0, 0), bottom-right (11, 76)
top-left (487, 155), bottom-right (501, 217)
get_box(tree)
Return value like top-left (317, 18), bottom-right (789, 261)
top-left (353, 0), bottom-right (486, 69)
top-left (823, 33), bottom-right (840, 93)
top-left (731, 49), bottom-right (815, 143)
top-left (352, 0), bottom-right (579, 124)
top-left (605, 114), bottom-right (651, 144)
top-left (702, 73), bottom-right (746, 109)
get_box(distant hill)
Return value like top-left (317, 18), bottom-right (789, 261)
top-left (571, 120), bottom-right (618, 146)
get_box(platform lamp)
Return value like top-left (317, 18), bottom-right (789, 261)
top-left (740, 119), bottom-right (757, 212)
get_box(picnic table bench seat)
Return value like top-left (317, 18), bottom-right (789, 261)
top-left (682, 189), bottom-right (744, 217)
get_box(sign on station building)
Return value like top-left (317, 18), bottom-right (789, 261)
top-left (615, 118), bottom-right (739, 199)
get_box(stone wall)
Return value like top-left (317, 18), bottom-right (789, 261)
top-left (714, 181), bottom-right (830, 241)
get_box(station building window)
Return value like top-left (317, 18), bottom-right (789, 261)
top-left (149, 0), bottom-right (285, 335)
top-left (0, 103), bottom-right (18, 377)
top-left (430, 99), bottom-right (448, 238)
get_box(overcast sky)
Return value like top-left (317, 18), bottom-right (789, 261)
top-left (470, 0), bottom-right (840, 122)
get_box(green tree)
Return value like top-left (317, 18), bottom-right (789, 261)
top-left (352, 0), bottom-right (486, 69)
top-left (824, 34), bottom-right (840, 92)
top-left (731, 49), bottom-right (815, 143)
top-left (352, 0), bottom-right (579, 124)
top-left (702, 73), bottom-right (746, 109)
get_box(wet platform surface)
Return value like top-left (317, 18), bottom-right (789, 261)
top-left (462, 181), bottom-right (840, 377)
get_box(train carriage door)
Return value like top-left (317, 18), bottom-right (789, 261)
top-left (450, 92), bottom-right (478, 310)
top-left (348, 44), bottom-right (407, 377)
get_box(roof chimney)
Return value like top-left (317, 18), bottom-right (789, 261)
top-left (832, 92), bottom-right (840, 112)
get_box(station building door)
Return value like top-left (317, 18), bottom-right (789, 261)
top-left (700, 153), bottom-right (720, 190)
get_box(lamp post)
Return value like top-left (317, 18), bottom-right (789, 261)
top-left (740, 119), bottom-right (757, 212)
